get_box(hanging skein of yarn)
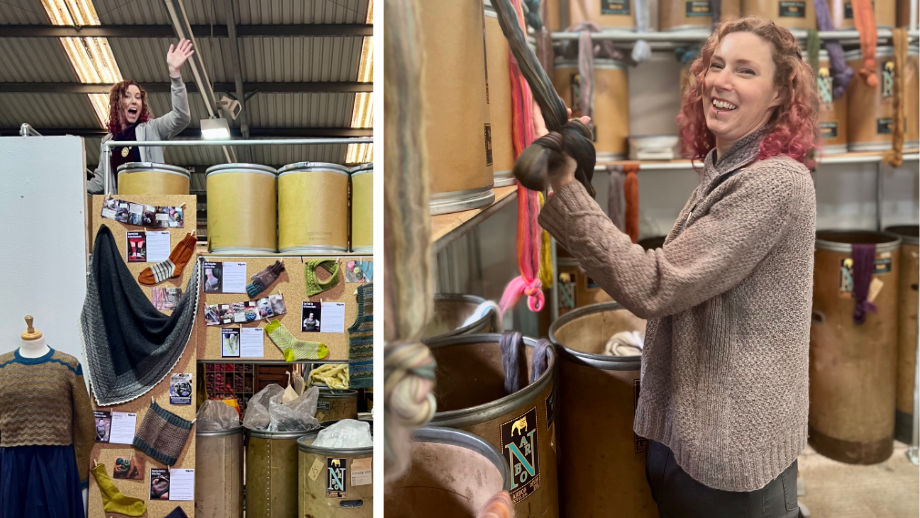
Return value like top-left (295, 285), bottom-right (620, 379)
top-left (491, 0), bottom-right (598, 197)
top-left (813, 0), bottom-right (855, 98)
top-left (383, 0), bottom-right (437, 484)
top-left (631, 0), bottom-right (652, 63)
top-left (852, 0), bottom-right (879, 87)
top-left (500, 331), bottom-right (528, 395)
top-left (521, 0), bottom-right (542, 31)
top-left (883, 29), bottom-right (908, 167)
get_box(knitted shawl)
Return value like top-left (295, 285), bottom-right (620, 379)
top-left (80, 225), bottom-right (201, 406)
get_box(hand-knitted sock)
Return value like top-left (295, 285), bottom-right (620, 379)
top-left (139, 233), bottom-right (197, 286)
top-left (305, 259), bottom-right (341, 296)
top-left (91, 464), bottom-right (147, 517)
top-left (265, 319), bottom-right (329, 360)
top-left (247, 260), bottom-right (285, 298)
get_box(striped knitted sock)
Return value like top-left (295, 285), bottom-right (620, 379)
top-left (139, 233), bottom-right (197, 286)
top-left (265, 319), bottom-right (329, 361)
top-left (246, 260), bottom-right (285, 298)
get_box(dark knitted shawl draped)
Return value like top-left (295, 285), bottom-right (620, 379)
top-left (491, 0), bottom-right (597, 197)
top-left (80, 225), bottom-right (201, 406)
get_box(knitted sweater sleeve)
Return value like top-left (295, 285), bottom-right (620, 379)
top-left (538, 166), bottom-right (807, 318)
top-left (71, 364), bottom-right (96, 488)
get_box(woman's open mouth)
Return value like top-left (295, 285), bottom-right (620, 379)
top-left (711, 98), bottom-right (738, 113)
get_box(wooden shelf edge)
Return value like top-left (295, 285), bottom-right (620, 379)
top-left (431, 186), bottom-right (519, 252)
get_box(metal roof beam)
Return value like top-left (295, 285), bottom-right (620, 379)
top-left (0, 82), bottom-right (373, 94)
top-left (1, 127), bottom-right (373, 137)
top-left (0, 24), bottom-right (374, 38)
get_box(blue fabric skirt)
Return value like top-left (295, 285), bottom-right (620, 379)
top-left (0, 445), bottom-right (85, 518)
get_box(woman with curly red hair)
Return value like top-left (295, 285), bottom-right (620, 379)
top-left (535, 17), bottom-right (817, 517)
top-left (87, 39), bottom-right (194, 194)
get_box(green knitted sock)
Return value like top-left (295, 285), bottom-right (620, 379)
top-left (91, 464), bottom-right (146, 517)
top-left (265, 320), bottom-right (329, 360)
top-left (305, 259), bottom-right (341, 297)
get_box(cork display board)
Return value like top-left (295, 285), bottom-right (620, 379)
top-left (198, 255), bottom-right (373, 362)
top-left (89, 195), bottom-right (198, 518)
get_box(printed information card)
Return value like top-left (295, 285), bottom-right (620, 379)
top-left (169, 469), bottom-right (195, 501)
top-left (240, 327), bottom-right (265, 358)
top-left (320, 302), bottom-right (347, 334)
top-left (109, 412), bottom-right (137, 445)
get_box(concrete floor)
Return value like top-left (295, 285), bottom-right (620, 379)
top-left (797, 442), bottom-right (919, 518)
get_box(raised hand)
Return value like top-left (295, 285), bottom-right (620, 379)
top-left (166, 39), bottom-right (194, 77)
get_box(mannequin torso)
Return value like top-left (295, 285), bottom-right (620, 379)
top-left (19, 335), bottom-right (50, 359)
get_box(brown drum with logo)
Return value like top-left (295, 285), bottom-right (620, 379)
top-left (419, 0), bottom-right (495, 215)
top-left (425, 334), bottom-right (559, 518)
top-left (553, 59), bottom-right (630, 161)
top-left (297, 429), bottom-right (373, 517)
top-left (816, 50), bottom-right (849, 154)
top-left (195, 427), bottom-right (243, 518)
top-left (385, 427), bottom-right (511, 517)
top-left (317, 389), bottom-right (359, 423)
top-left (568, 0), bottom-right (636, 29)
top-left (810, 231), bottom-right (901, 464)
top-left (557, 257), bottom-right (614, 315)
top-left (828, 0), bottom-right (896, 28)
top-left (885, 226), bottom-right (919, 444)
top-left (906, 46), bottom-right (919, 149)
top-left (846, 47), bottom-right (899, 152)
top-left (548, 302), bottom-right (657, 518)
top-left (741, 0), bottom-right (817, 29)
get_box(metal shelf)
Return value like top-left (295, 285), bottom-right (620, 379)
top-left (593, 151), bottom-right (920, 171)
top-left (550, 28), bottom-right (920, 42)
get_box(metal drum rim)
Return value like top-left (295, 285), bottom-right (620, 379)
top-left (209, 247), bottom-right (278, 254)
top-left (555, 58), bottom-right (628, 70)
top-left (278, 161), bottom-right (350, 176)
top-left (245, 428), bottom-right (317, 440)
top-left (351, 246), bottom-right (374, 253)
top-left (206, 163), bottom-right (278, 176)
top-left (279, 246), bottom-right (349, 254)
top-left (815, 230), bottom-right (903, 253)
top-left (297, 433), bottom-right (373, 456)
top-left (319, 388), bottom-right (359, 398)
top-left (422, 293), bottom-right (491, 341)
top-left (116, 162), bottom-right (190, 177)
top-left (412, 426), bottom-right (512, 492)
top-left (349, 163), bottom-right (374, 174)
top-left (845, 46), bottom-right (917, 60)
top-left (548, 301), bottom-right (643, 371)
top-left (196, 425), bottom-right (244, 437)
top-left (884, 225), bottom-right (920, 246)
top-left (430, 185), bottom-right (494, 201)
top-left (426, 333), bottom-right (556, 429)
top-left (429, 188), bottom-right (495, 216)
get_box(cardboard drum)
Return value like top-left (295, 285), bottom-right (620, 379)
top-left (484, 0), bottom-right (516, 187)
top-left (741, 0), bottom-right (816, 29)
top-left (884, 225), bottom-right (919, 444)
top-left (817, 50), bottom-right (849, 154)
top-left (278, 162), bottom-right (348, 254)
top-left (350, 164), bottom-right (373, 253)
top-left (246, 429), bottom-right (310, 518)
top-left (206, 164), bottom-right (278, 253)
top-left (195, 427), bottom-right (243, 518)
top-left (297, 430), bottom-right (373, 517)
top-left (117, 162), bottom-right (190, 195)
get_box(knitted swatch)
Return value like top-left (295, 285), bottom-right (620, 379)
top-left (91, 463), bottom-right (146, 516)
top-left (348, 283), bottom-right (374, 389)
top-left (305, 259), bottom-right (341, 297)
top-left (265, 319), bottom-right (329, 361)
top-left (247, 260), bottom-right (285, 299)
top-left (133, 401), bottom-right (193, 466)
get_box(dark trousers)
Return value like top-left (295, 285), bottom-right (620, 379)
top-left (645, 440), bottom-right (800, 518)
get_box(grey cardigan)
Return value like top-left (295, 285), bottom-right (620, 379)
top-left (539, 128), bottom-right (817, 492)
top-left (87, 76), bottom-right (191, 194)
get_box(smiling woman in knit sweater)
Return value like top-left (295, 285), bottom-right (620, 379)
top-left (536, 17), bottom-right (818, 518)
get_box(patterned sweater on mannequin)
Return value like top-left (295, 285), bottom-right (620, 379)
top-left (539, 128), bottom-right (816, 492)
top-left (0, 348), bottom-right (96, 485)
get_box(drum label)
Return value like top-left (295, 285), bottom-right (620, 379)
top-left (839, 258), bottom-right (893, 297)
top-left (318, 400), bottom-right (332, 411)
top-left (778, 1), bottom-right (806, 17)
top-left (882, 61), bottom-right (894, 98)
top-left (817, 67), bottom-right (833, 107)
top-left (844, 1), bottom-right (874, 18)
top-left (484, 123), bottom-right (494, 166)
top-left (545, 385), bottom-right (556, 429)
top-left (634, 380), bottom-right (648, 453)
top-left (877, 118), bottom-right (894, 134)
top-left (558, 269), bottom-right (577, 310)
top-left (601, 0), bottom-right (631, 15)
top-left (326, 458), bottom-right (348, 498)
top-left (501, 407), bottom-right (541, 503)
top-left (819, 121), bottom-right (839, 138)
top-left (685, 1), bottom-right (711, 17)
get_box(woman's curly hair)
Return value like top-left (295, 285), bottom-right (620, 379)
top-left (677, 17), bottom-right (820, 166)
top-left (106, 80), bottom-right (152, 135)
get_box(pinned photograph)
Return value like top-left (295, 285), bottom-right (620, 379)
top-left (94, 411), bottom-right (112, 443)
top-left (101, 197), bottom-right (118, 220)
top-left (204, 304), bottom-right (220, 326)
top-left (203, 262), bottom-right (223, 293)
top-left (221, 328), bottom-right (241, 358)
top-left (150, 469), bottom-right (170, 500)
top-left (170, 373), bottom-right (193, 405)
top-left (113, 454), bottom-right (145, 481)
top-left (169, 206), bottom-right (184, 228)
top-left (219, 304), bottom-right (233, 324)
top-left (231, 302), bottom-right (247, 323)
top-left (345, 260), bottom-right (373, 283)
top-left (153, 288), bottom-right (182, 311)
top-left (257, 297), bottom-right (274, 319)
top-left (142, 205), bottom-right (157, 226)
top-left (128, 203), bottom-right (144, 226)
top-left (126, 232), bottom-right (147, 263)
top-left (155, 207), bottom-right (171, 228)
top-left (244, 302), bottom-right (259, 323)
top-left (114, 201), bottom-right (130, 223)
top-left (302, 302), bottom-right (322, 333)
top-left (269, 294), bottom-right (287, 316)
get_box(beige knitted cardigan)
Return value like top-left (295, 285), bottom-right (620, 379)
top-left (539, 129), bottom-right (816, 491)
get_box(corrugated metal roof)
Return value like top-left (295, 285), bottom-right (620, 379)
top-left (0, 0), bottom-right (49, 24)
top-left (246, 93), bottom-right (355, 127)
top-left (0, 38), bottom-right (78, 82)
top-left (0, 93), bottom-right (99, 127)
top-left (95, 0), bottom-right (369, 26)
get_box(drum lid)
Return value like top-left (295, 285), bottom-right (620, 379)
top-left (350, 163), bottom-right (374, 176)
top-left (319, 388), bottom-right (359, 399)
top-left (117, 162), bottom-right (190, 177)
top-left (277, 162), bottom-right (350, 176)
top-left (206, 163), bottom-right (278, 177)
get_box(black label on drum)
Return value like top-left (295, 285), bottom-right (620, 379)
top-left (317, 400), bottom-right (331, 411)
top-left (778, 1), bottom-right (806, 17)
top-left (601, 0), bottom-right (631, 15)
top-left (545, 386), bottom-right (556, 429)
top-left (326, 458), bottom-right (348, 498)
top-left (501, 407), bottom-right (540, 504)
top-left (634, 380), bottom-right (648, 453)
top-left (844, 1), bottom-right (873, 18)
top-left (484, 123), bottom-right (493, 166)
top-left (877, 118), bottom-right (894, 134)
top-left (685, 0), bottom-right (711, 17)
top-left (820, 121), bottom-right (839, 138)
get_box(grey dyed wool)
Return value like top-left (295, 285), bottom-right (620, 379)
top-left (539, 127), bottom-right (816, 492)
